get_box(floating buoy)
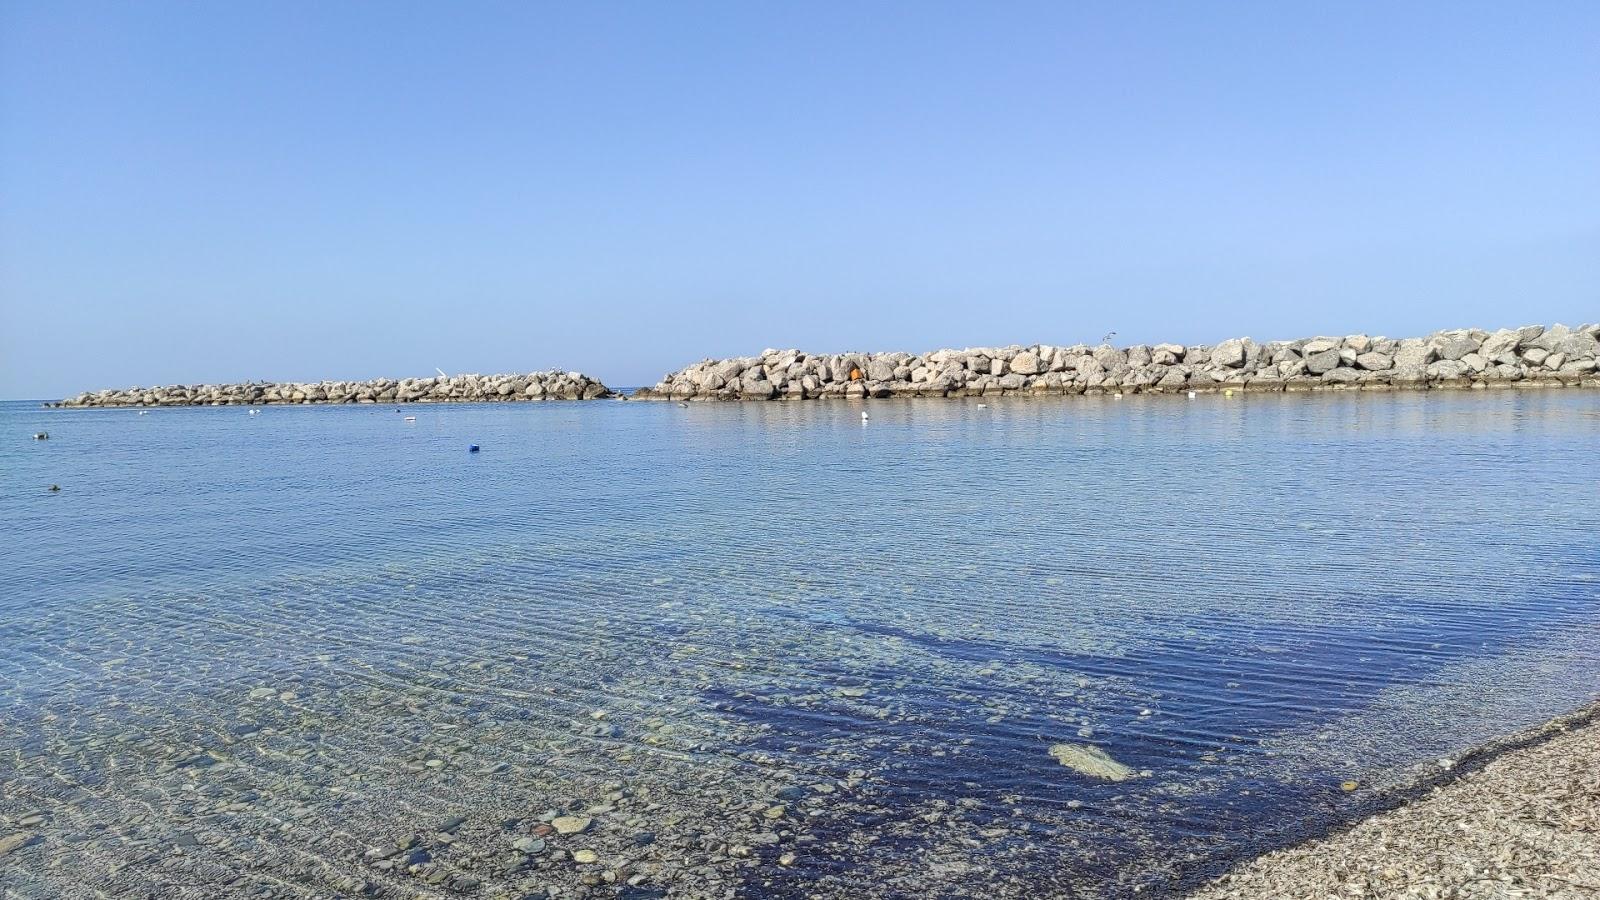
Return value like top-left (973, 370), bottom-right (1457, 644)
top-left (1225, 389), bottom-right (1234, 397)
top-left (1340, 779), bottom-right (1359, 792)
top-left (33, 432), bottom-right (48, 440)
top-left (248, 409), bottom-right (259, 415)
top-left (860, 411), bottom-right (869, 422)
top-left (48, 484), bottom-right (60, 492)
top-left (468, 444), bottom-right (480, 453)
top-left (976, 403), bottom-right (987, 409)
top-left (403, 416), bottom-right (416, 422)
top-left (1188, 391), bottom-right (1196, 399)
top-left (1113, 392), bottom-right (1123, 399)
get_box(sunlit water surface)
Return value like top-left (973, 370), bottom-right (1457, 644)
top-left (3, 392), bottom-right (1598, 899)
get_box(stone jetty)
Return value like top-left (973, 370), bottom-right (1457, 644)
top-left (52, 370), bottom-right (611, 408)
top-left (636, 323), bottom-right (1600, 400)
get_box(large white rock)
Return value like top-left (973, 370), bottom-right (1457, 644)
top-left (1010, 351), bottom-right (1042, 375)
top-left (1210, 339), bottom-right (1247, 368)
top-left (1354, 352), bottom-right (1393, 371)
top-left (1304, 349), bottom-right (1342, 375)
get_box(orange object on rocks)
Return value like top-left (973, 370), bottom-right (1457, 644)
top-left (850, 368), bottom-right (862, 381)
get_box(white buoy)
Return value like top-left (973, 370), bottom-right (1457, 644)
top-left (1188, 391), bottom-right (1196, 399)
top-left (403, 416), bottom-right (416, 422)
top-left (248, 409), bottom-right (259, 415)
top-left (976, 403), bottom-right (987, 409)
top-left (861, 411), bottom-right (869, 422)
top-left (1113, 393), bottom-right (1123, 400)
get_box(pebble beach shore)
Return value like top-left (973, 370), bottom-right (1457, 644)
top-left (1189, 703), bottom-right (1600, 900)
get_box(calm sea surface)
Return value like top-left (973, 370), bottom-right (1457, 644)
top-left (3, 391), bottom-right (1598, 899)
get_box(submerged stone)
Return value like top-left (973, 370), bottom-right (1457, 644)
top-left (1048, 743), bottom-right (1137, 781)
top-left (512, 836), bottom-right (546, 854)
top-left (0, 833), bottom-right (41, 857)
top-left (552, 815), bottom-right (592, 835)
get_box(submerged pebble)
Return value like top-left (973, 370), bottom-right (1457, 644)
top-left (552, 815), bottom-right (592, 835)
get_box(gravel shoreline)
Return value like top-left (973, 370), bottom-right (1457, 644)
top-left (1188, 701), bottom-right (1600, 900)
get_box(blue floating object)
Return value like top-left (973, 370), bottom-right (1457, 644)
top-left (468, 444), bottom-right (480, 453)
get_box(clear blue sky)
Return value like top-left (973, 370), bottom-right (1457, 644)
top-left (2, 1), bottom-right (1597, 398)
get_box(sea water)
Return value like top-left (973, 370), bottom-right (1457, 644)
top-left (2, 391), bottom-right (1597, 898)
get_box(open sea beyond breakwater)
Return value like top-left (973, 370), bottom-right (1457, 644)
top-left (3, 391), bottom-right (1599, 899)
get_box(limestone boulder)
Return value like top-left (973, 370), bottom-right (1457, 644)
top-left (1430, 332), bottom-right (1482, 361)
top-left (1210, 339), bottom-right (1247, 368)
top-left (1010, 351), bottom-right (1043, 375)
top-left (1304, 349), bottom-right (1342, 375)
top-left (1355, 352), bottom-right (1392, 371)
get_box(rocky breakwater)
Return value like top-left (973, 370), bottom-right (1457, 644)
top-left (637, 324), bottom-right (1600, 401)
top-left (52, 370), bottom-right (612, 408)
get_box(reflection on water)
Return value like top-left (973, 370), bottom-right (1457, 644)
top-left (2, 392), bottom-right (1598, 899)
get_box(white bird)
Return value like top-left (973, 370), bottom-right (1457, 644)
top-left (860, 411), bottom-right (869, 421)
top-left (248, 409), bottom-right (259, 415)
top-left (976, 403), bottom-right (987, 409)
top-left (403, 416), bottom-right (416, 422)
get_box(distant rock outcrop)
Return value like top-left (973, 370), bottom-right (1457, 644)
top-left (52, 371), bottom-right (612, 407)
top-left (636, 324), bottom-right (1600, 400)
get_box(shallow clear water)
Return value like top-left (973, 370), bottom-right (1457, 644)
top-left (3, 391), bottom-right (1598, 899)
